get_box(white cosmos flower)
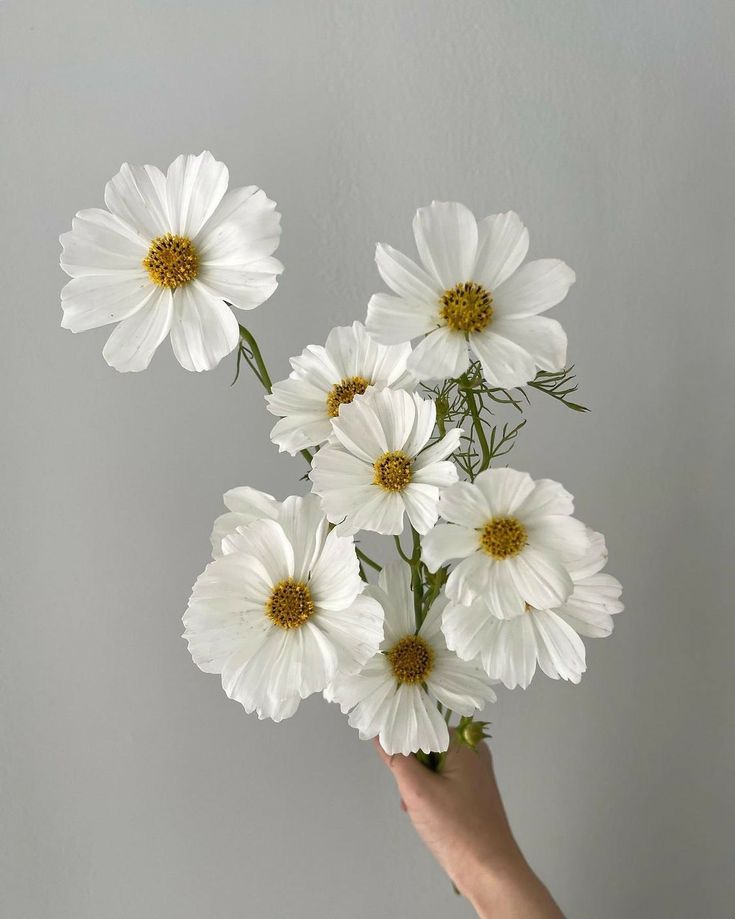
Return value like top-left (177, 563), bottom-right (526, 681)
top-left (210, 486), bottom-right (281, 559)
top-left (265, 321), bottom-right (415, 455)
top-left (183, 494), bottom-right (383, 722)
top-left (327, 563), bottom-right (495, 756)
top-left (60, 151), bottom-right (283, 373)
top-left (309, 387), bottom-right (462, 536)
top-left (442, 531), bottom-right (623, 689)
top-left (365, 201), bottom-right (575, 387)
top-left (422, 468), bottom-right (590, 618)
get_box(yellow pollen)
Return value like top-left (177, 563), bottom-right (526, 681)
top-left (265, 578), bottom-right (314, 630)
top-left (480, 517), bottom-right (528, 559)
top-left (143, 233), bottom-right (199, 289)
top-left (387, 635), bottom-right (434, 684)
top-left (373, 450), bottom-right (412, 492)
top-left (439, 281), bottom-right (494, 333)
top-left (326, 376), bottom-right (370, 418)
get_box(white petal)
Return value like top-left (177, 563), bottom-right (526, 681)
top-left (473, 211), bottom-right (529, 289)
top-left (402, 484), bottom-right (441, 534)
top-left (474, 468), bottom-right (535, 517)
top-left (61, 272), bottom-right (153, 332)
top-left (104, 162), bottom-right (170, 239)
top-left (421, 524), bottom-right (478, 572)
top-left (407, 326), bottom-right (470, 382)
top-left (441, 599), bottom-right (497, 662)
top-left (277, 494), bottom-right (329, 582)
top-left (413, 201), bottom-right (478, 289)
top-left (366, 292), bottom-right (437, 345)
top-left (437, 481), bottom-right (490, 527)
top-left (480, 616), bottom-right (538, 689)
top-left (515, 478), bottom-right (575, 520)
top-left (224, 518), bottom-right (294, 584)
top-left (315, 594), bottom-right (384, 674)
top-left (413, 428), bottom-right (463, 475)
top-left (469, 328), bottom-right (537, 389)
top-left (224, 486), bottom-right (279, 516)
top-left (169, 281), bottom-right (240, 372)
top-left (380, 685), bottom-right (449, 755)
top-left (532, 609), bottom-right (586, 683)
top-left (196, 186), bottom-right (281, 264)
top-left (506, 547), bottom-right (573, 610)
top-left (309, 530), bottom-right (362, 611)
top-left (427, 651), bottom-right (496, 715)
top-left (375, 243), bottom-right (443, 303)
top-left (445, 552), bottom-right (492, 605)
top-left (525, 515), bottom-right (591, 563)
top-left (102, 287), bottom-right (173, 372)
top-left (486, 561), bottom-right (526, 619)
top-left (198, 267), bottom-right (280, 311)
top-left (490, 316), bottom-right (567, 372)
top-left (402, 392), bottom-right (437, 456)
top-left (376, 562), bottom-right (416, 641)
top-left (165, 151), bottom-right (229, 239)
top-left (60, 208), bottom-right (147, 276)
top-left (493, 259), bottom-right (575, 317)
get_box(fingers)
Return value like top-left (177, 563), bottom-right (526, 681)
top-left (372, 738), bottom-right (438, 791)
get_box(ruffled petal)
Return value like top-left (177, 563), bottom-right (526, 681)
top-left (61, 272), bottom-right (153, 332)
top-left (469, 328), bottom-right (537, 389)
top-left (366, 292), bottom-right (438, 345)
top-left (473, 211), bottom-right (529, 289)
top-left (490, 316), bottom-right (567, 373)
top-left (165, 151), bottom-right (229, 239)
top-left (104, 162), bottom-right (170, 239)
top-left (413, 201), bottom-right (478, 289)
top-left (101, 286), bottom-right (173, 372)
top-left (169, 281), bottom-right (240, 372)
top-left (493, 259), bottom-right (575, 317)
top-left (407, 326), bottom-right (470, 382)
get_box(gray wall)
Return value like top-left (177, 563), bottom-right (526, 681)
top-left (2, 1), bottom-right (733, 917)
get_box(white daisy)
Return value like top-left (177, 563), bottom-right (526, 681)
top-left (421, 468), bottom-right (590, 618)
top-left (328, 563), bottom-right (495, 756)
top-left (60, 151), bottom-right (283, 373)
top-left (210, 486), bottom-right (281, 559)
top-left (309, 387), bottom-right (462, 536)
top-left (441, 530), bottom-right (623, 689)
top-left (183, 494), bottom-right (383, 722)
top-left (365, 201), bottom-right (575, 387)
top-left (265, 321), bottom-right (415, 455)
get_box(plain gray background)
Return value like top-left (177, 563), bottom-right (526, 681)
top-left (2, 1), bottom-right (733, 916)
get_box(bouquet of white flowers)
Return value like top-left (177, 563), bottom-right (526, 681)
top-left (60, 151), bottom-right (623, 768)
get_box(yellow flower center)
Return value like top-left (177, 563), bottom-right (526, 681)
top-left (265, 578), bottom-right (314, 630)
top-left (143, 233), bottom-right (199, 289)
top-left (373, 450), bottom-right (412, 492)
top-left (387, 635), bottom-right (434, 684)
top-left (480, 517), bottom-right (527, 559)
top-left (439, 281), bottom-right (493, 333)
top-left (326, 376), bottom-right (370, 418)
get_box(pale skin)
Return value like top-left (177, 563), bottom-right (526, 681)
top-left (374, 737), bottom-right (564, 919)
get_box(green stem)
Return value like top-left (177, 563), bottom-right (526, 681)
top-left (460, 373), bottom-right (491, 474)
top-left (393, 534), bottom-right (412, 564)
top-left (355, 548), bottom-right (382, 572)
top-left (410, 527), bottom-right (424, 629)
top-left (238, 324), bottom-right (313, 466)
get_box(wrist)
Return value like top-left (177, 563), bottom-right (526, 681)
top-left (461, 852), bottom-right (560, 919)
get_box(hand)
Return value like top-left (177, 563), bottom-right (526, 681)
top-left (374, 736), bottom-right (564, 919)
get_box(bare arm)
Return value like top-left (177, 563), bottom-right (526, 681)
top-left (374, 738), bottom-right (564, 919)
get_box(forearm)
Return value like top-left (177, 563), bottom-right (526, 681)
top-left (462, 854), bottom-right (564, 919)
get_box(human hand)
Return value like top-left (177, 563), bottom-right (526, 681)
top-left (374, 736), bottom-right (563, 918)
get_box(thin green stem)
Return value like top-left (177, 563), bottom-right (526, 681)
top-left (460, 372), bottom-right (492, 474)
top-left (393, 534), bottom-right (412, 564)
top-left (410, 527), bottom-right (424, 629)
top-left (355, 547), bottom-right (382, 572)
top-left (237, 324), bottom-right (313, 466)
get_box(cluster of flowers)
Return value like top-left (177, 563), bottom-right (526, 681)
top-left (60, 152), bottom-right (623, 757)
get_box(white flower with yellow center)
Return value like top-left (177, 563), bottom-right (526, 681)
top-left (60, 151), bottom-right (283, 373)
top-left (365, 201), bottom-right (575, 387)
top-left (422, 468), bottom-right (590, 618)
top-left (265, 321), bottom-right (415, 455)
top-left (441, 531), bottom-right (623, 688)
top-left (309, 387), bottom-right (462, 536)
top-left (183, 494), bottom-right (383, 722)
top-left (209, 486), bottom-right (281, 559)
top-left (327, 563), bottom-right (495, 756)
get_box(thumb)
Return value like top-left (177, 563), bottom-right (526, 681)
top-left (372, 738), bottom-right (437, 794)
